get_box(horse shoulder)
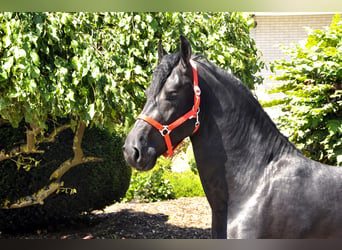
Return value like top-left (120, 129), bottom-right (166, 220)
top-left (228, 154), bottom-right (342, 238)
top-left (257, 156), bottom-right (342, 238)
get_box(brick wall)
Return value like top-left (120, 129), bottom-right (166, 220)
top-left (250, 13), bottom-right (338, 119)
top-left (250, 13), bottom-right (336, 84)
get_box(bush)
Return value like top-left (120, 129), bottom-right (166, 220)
top-left (164, 171), bottom-right (205, 198)
top-left (264, 14), bottom-right (342, 166)
top-left (124, 158), bottom-right (175, 202)
top-left (0, 121), bottom-right (131, 232)
top-left (124, 155), bottom-right (205, 202)
top-left (125, 168), bottom-right (175, 203)
top-left (185, 143), bottom-right (199, 175)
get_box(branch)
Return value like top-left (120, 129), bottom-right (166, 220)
top-left (38, 124), bottom-right (71, 144)
top-left (49, 121), bottom-right (89, 181)
top-left (0, 124), bottom-right (44, 162)
top-left (1, 181), bottom-right (64, 209)
top-left (49, 156), bottom-right (103, 181)
top-left (0, 123), bottom-right (71, 162)
top-left (0, 120), bottom-right (103, 209)
top-left (49, 121), bottom-right (102, 187)
top-left (73, 121), bottom-right (86, 161)
top-left (26, 123), bottom-right (41, 152)
top-left (0, 154), bottom-right (102, 209)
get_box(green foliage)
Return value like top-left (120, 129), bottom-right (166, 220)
top-left (0, 12), bottom-right (263, 132)
top-left (0, 122), bottom-right (131, 232)
top-left (125, 168), bottom-right (175, 203)
top-left (186, 143), bottom-right (199, 175)
top-left (264, 14), bottom-right (342, 166)
top-left (0, 12), bottom-right (263, 212)
top-left (124, 158), bottom-right (175, 202)
top-left (164, 171), bottom-right (205, 198)
top-left (0, 12), bottom-right (121, 130)
top-left (124, 155), bottom-right (205, 202)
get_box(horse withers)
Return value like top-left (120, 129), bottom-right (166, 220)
top-left (123, 36), bottom-right (342, 238)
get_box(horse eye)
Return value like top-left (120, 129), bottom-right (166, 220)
top-left (166, 91), bottom-right (178, 100)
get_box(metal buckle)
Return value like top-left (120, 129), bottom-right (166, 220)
top-left (194, 86), bottom-right (201, 96)
top-left (195, 108), bottom-right (200, 127)
top-left (160, 125), bottom-right (170, 136)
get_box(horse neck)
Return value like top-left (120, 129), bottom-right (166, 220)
top-left (191, 63), bottom-right (300, 196)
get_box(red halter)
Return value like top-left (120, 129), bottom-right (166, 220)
top-left (137, 60), bottom-right (201, 157)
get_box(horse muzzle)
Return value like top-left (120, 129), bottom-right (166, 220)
top-left (123, 132), bottom-right (158, 171)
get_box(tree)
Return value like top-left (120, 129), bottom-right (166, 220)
top-left (263, 14), bottom-right (342, 166)
top-left (0, 12), bottom-right (263, 208)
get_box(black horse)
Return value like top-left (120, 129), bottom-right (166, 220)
top-left (123, 36), bottom-right (342, 238)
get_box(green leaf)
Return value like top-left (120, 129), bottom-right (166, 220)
top-left (31, 51), bottom-right (40, 66)
top-left (13, 48), bottom-right (26, 60)
top-left (337, 154), bottom-right (342, 166)
top-left (3, 57), bottom-right (14, 72)
top-left (88, 103), bottom-right (95, 120)
top-left (327, 119), bottom-right (342, 135)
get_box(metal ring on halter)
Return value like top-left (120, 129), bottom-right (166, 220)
top-left (160, 125), bottom-right (170, 136)
top-left (194, 85), bottom-right (201, 96)
top-left (195, 108), bottom-right (200, 127)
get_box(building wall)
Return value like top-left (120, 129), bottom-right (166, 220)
top-left (251, 13), bottom-right (336, 84)
top-left (251, 13), bottom-right (337, 119)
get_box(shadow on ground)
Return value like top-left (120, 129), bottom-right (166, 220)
top-left (0, 209), bottom-right (211, 239)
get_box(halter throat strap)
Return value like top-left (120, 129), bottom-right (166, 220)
top-left (137, 60), bottom-right (201, 157)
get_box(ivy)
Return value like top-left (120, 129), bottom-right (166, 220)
top-left (0, 12), bottom-right (263, 132)
top-left (264, 14), bottom-right (342, 166)
top-left (0, 12), bottom-right (263, 208)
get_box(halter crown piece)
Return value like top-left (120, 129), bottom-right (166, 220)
top-left (137, 59), bottom-right (201, 157)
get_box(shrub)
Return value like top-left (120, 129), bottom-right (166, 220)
top-left (125, 168), bottom-right (175, 203)
top-left (0, 121), bottom-right (131, 232)
top-left (124, 157), bottom-right (175, 202)
top-left (184, 143), bottom-right (199, 175)
top-left (264, 14), bottom-right (342, 166)
top-left (164, 171), bottom-right (205, 198)
top-left (124, 155), bottom-right (205, 201)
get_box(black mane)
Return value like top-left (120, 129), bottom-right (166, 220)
top-left (192, 56), bottom-right (300, 158)
top-left (146, 52), bottom-right (181, 98)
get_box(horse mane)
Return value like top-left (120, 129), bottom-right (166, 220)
top-left (146, 52), bottom-right (181, 98)
top-left (191, 56), bottom-right (301, 158)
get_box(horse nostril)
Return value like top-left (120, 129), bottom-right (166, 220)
top-left (133, 147), bottom-right (140, 163)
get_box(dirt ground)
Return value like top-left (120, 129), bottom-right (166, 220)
top-left (0, 197), bottom-right (212, 239)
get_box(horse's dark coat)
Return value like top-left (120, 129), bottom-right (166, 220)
top-left (123, 37), bottom-right (342, 238)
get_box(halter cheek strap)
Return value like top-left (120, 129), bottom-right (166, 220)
top-left (137, 60), bottom-right (201, 157)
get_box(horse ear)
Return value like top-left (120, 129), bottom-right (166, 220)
top-left (158, 39), bottom-right (167, 63)
top-left (180, 36), bottom-right (192, 67)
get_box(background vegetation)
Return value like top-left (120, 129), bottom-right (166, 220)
top-left (124, 157), bottom-right (205, 202)
top-left (2, 11), bottom-right (341, 233)
top-left (0, 12), bottom-right (264, 231)
top-left (0, 12), bottom-right (263, 132)
top-left (264, 14), bottom-right (342, 166)
top-left (0, 121), bottom-right (131, 232)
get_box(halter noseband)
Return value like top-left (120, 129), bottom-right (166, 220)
top-left (137, 60), bottom-right (201, 157)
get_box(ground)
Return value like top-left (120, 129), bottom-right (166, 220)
top-left (0, 197), bottom-right (211, 239)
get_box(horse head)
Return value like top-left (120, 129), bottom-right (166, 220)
top-left (123, 36), bottom-right (201, 171)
